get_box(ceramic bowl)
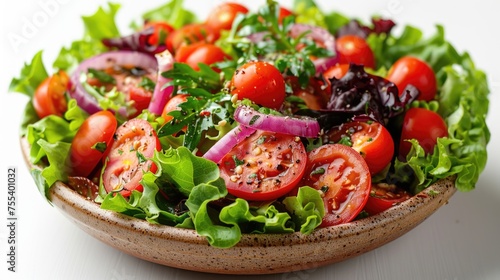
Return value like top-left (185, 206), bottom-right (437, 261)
top-left (21, 138), bottom-right (456, 274)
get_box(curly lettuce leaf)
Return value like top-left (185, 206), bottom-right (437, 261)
top-left (9, 50), bottom-right (48, 97)
top-left (282, 186), bottom-right (325, 234)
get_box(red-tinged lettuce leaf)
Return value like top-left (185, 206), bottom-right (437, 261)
top-left (307, 64), bottom-right (418, 130)
top-left (335, 18), bottom-right (396, 38)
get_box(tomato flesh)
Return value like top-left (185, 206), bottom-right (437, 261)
top-left (230, 61), bottom-right (286, 109)
top-left (219, 130), bottom-right (307, 201)
top-left (363, 183), bottom-right (411, 216)
top-left (302, 144), bottom-right (371, 227)
top-left (33, 70), bottom-right (70, 119)
top-left (103, 118), bottom-right (161, 197)
top-left (327, 121), bottom-right (394, 175)
top-left (69, 110), bottom-right (117, 177)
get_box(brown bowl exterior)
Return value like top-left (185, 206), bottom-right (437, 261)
top-left (22, 138), bottom-right (456, 274)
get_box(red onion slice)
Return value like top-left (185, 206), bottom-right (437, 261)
top-left (147, 49), bottom-right (175, 115)
top-left (69, 51), bottom-right (157, 115)
top-left (202, 125), bottom-right (257, 163)
top-left (234, 106), bottom-right (320, 138)
top-left (288, 24), bottom-right (338, 73)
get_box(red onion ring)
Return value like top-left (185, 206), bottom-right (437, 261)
top-left (147, 49), bottom-right (174, 115)
top-left (202, 125), bottom-right (257, 163)
top-left (234, 105), bottom-right (320, 138)
top-left (69, 51), bottom-right (157, 115)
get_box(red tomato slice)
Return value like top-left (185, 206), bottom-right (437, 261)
top-left (327, 121), bottom-right (394, 175)
top-left (302, 144), bottom-right (371, 227)
top-left (218, 130), bottom-right (307, 201)
top-left (69, 110), bottom-right (117, 177)
top-left (33, 70), bottom-right (70, 119)
top-left (102, 118), bottom-right (161, 197)
top-left (363, 183), bottom-right (411, 216)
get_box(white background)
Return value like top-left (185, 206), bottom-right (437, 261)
top-left (1, 0), bottom-right (499, 279)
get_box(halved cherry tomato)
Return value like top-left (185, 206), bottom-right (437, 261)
top-left (175, 42), bottom-right (229, 71)
top-left (102, 118), bottom-right (161, 197)
top-left (33, 70), bottom-right (70, 119)
top-left (363, 183), bottom-right (411, 216)
top-left (386, 56), bottom-right (437, 101)
top-left (230, 61), bottom-right (286, 109)
top-left (166, 23), bottom-right (217, 53)
top-left (327, 121), bottom-right (394, 175)
top-left (205, 2), bottom-right (248, 34)
top-left (218, 130), bottom-right (307, 201)
top-left (399, 107), bottom-right (448, 158)
top-left (69, 110), bottom-right (117, 177)
top-left (161, 94), bottom-right (189, 122)
top-left (143, 20), bottom-right (175, 47)
top-left (301, 144), bottom-right (371, 227)
top-left (335, 35), bottom-right (375, 69)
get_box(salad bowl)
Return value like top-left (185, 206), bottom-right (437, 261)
top-left (22, 134), bottom-right (456, 275)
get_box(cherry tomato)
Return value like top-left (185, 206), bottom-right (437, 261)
top-left (327, 121), bottom-right (394, 175)
top-left (143, 20), bottom-right (175, 47)
top-left (399, 107), bottom-right (448, 158)
top-left (363, 183), bottom-right (411, 216)
top-left (205, 2), bottom-right (248, 34)
top-left (102, 118), bottom-right (161, 197)
top-left (335, 35), bottom-right (375, 69)
top-left (230, 61), bottom-right (286, 109)
top-left (33, 70), bottom-right (70, 119)
top-left (218, 130), bottom-right (307, 201)
top-left (386, 56), bottom-right (437, 101)
top-left (161, 94), bottom-right (189, 122)
top-left (69, 110), bottom-right (117, 177)
top-left (174, 42), bottom-right (229, 71)
top-left (301, 144), bottom-right (371, 227)
top-left (166, 23), bottom-right (217, 53)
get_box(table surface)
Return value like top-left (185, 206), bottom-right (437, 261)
top-left (1, 1), bottom-right (499, 279)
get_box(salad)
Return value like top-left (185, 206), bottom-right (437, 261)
top-left (10, 0), bottom-right (490, 248)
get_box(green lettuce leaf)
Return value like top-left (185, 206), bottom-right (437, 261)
top-left (282, 186), bottom-right (325, 234)
top-left (134, 0), bottom-right (197, 29)
top-left (9, 51), bottom-right (48, 97)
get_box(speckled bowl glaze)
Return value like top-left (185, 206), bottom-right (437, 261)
top-left (22, 138), bottom-right (456, 274)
